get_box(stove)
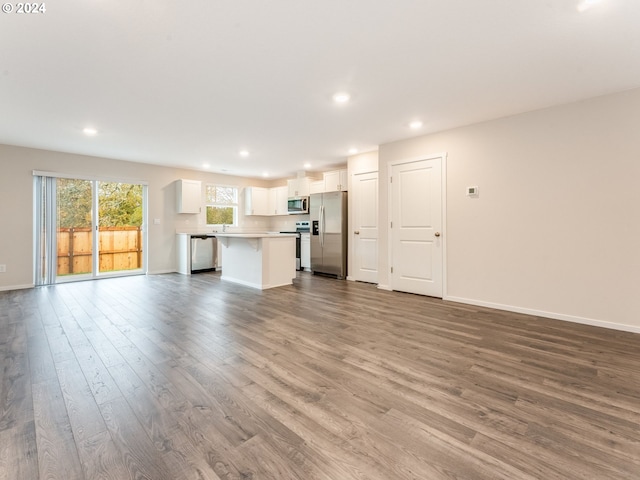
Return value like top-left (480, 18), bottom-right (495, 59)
top-left (280, 221), bottom-right (310, 270)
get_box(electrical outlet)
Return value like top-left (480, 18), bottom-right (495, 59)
top-left (0, 264), bottom-right (6, 273)
top-left (466, 186), bottom-right (479, 197)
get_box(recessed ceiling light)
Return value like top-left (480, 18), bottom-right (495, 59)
top-left (83, 127), bottom-right (97, 135)
top-left (303, 162), bottom-right (312, 169)
top-left (577, 0), bottom-right (602, 12)
top-left (409, 120), bottom-right (423, 130)
top-left (333, 92), bottom-right (350, 104)
top-left (262, 172), bottom-right (269, 177)
top-left (239, 149), bottom-right (250, 157)
top-left (348, 148), bottom-right (358, 155)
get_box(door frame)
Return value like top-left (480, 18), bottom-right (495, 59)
top-left (387, 152), bottom-right (447, 298)
top-left (33, 170), bottom-right (149, 285)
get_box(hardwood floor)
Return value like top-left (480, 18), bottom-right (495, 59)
top-left (1, 272), bottom-right (639, 479)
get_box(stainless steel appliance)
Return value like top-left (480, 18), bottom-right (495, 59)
top-left (280, 221), bottom-right (310, 271)
top-left (310, 192), bottom-right (347, 279)
top-left (287, 196), bottom-right (309, 214)
top-left (190, 235), bottom-right (217, 273)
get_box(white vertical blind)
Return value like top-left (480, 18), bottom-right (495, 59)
top-left (34, 175), bottom-right (57, 286)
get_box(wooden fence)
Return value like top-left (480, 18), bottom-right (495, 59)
top-left (57, 226), bottom-right (142, 275)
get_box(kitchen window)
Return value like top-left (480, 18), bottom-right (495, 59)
top-left (206, 185), bottom-right (238, 226)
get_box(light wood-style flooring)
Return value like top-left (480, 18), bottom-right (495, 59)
top-left (1, 272), bottom-right (639, 479)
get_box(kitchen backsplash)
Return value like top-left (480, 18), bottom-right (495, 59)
top-left (175, 214), bottom-right (309, 235)
top-left (269, 214), bottom-right (310, 232)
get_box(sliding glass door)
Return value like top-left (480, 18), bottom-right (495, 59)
top-left (98, 182), bottom-right (144, 274)
top-left (35, 174), bottom-right (147, 285)
top-left (56, 178), bottom-right (93, 279)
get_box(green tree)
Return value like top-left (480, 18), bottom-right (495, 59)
top-left (206, 206), bottom-right (234, 225)
top-left (57, 178), bottom-right (92, 228)
top-left (205, 185), bottom-right (237, 225)
top-left (56, 179), bottom-right (142, 228)
top-left (99, 182), bottom-right (143, 227)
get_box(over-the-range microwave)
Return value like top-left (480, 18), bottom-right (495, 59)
top-left (287, 196), bottom-right (309, 214)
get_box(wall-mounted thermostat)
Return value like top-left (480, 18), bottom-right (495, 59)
top-left (466, 186), bottom-right (479, 197)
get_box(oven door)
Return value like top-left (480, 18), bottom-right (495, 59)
top-left (294, 235), bottom-right (301, 270)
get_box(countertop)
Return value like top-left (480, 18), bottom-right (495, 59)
top-left (176, 232), bottom-right (217, 236)
top-left (212, 233), bottom-right (297, 238)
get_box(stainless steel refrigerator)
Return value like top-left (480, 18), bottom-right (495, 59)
top-left (310, 191), bottom-right (347, 279)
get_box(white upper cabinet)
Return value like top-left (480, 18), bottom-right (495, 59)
top-left (309, 180), bottom-right (324, 195)
top-left (246, 185), bottom-right (289, 216)
top-left (323, 169), bottom-right (348, 192)
top-left (176, 179), bottom-right (202, 214)
top-left (245, 186), bottom-right (270, 216)
top-left (287, 177), bottom-right (312, 198)
top-left (270, 186), bottom-right (289, 215)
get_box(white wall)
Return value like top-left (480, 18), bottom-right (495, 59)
top-left (378, 88), bottom-right (640, 330)
top-left (348, 151), bottom-right (379, 177)
top-left (0, 144), bottom-right (273, 289)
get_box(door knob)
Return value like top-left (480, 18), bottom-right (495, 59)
top-left (434, 232), bottom-right (441, 237)
top-left (354, 231), bottom-right (360, 235)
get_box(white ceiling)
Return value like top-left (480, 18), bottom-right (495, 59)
top-left (2, 0), bottom-right (640, 179)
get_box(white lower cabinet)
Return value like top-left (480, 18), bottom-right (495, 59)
top-left (300, 232), bottom-right (311, 270)
top-left (176, 234), bottom-right (191, 274)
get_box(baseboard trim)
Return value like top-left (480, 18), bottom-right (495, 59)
top-left (0, 284), bottom-right (34, 292)
top-left (147, 269), bottom-right (177, 275)
top-left (444, 295), bottom-right (640, 334)
top-left (377, 284), bottom-right (392, 291)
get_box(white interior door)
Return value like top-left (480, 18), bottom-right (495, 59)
top-left (390, 157), bottom-right (443, 297)
top-left (352, 171), bottom-right (378, 283)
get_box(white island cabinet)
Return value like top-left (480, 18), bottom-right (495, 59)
top-left (215, 233), bottom-right (297, 289)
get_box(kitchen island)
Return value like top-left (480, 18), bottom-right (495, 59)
top-left (214, 233), bottom-right (297, 290)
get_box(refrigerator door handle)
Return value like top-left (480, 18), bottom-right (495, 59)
top-left (322, 204), bottom-right (326, 247)
top-left (319, 205), bottom-right (324, 247)
top-left (323, 204), bottom-right (326, 247)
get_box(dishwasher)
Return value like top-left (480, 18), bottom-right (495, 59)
top-left (190, 235), bottom-right (218, 273)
